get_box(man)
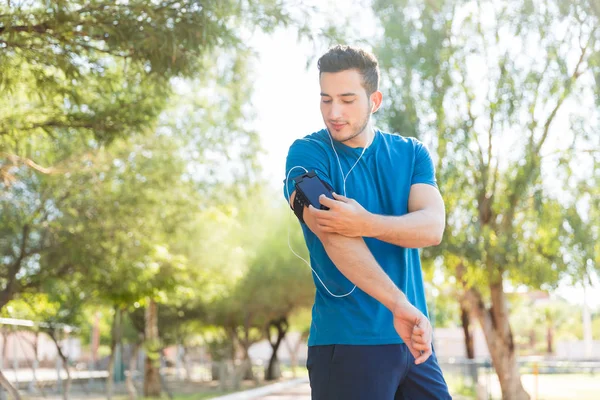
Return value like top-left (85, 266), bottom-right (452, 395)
top-left (283, 45), bottom-right (451, 399)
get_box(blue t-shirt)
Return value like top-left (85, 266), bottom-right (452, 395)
top-left (283, 128), bottom-right (437, 346)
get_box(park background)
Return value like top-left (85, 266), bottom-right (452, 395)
top-left (1, 0), bottom-right (599, 399)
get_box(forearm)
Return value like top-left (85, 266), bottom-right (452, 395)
top-left (365, 209), bottom-right (444, 249)
top-left (319, 232), bottom-right (406, 311)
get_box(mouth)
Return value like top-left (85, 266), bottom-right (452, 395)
top-left (330, 122), bottom-right (347, 131)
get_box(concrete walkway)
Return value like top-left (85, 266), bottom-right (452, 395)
top-left (211, 378), bottom-right (310, 400)
top-left (256, 381), bottom-right (311, 400)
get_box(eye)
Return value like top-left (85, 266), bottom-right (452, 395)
top-left (343, 100), bottom-right (355, 104)
top-left (321, 99), bottom-right (332, 104)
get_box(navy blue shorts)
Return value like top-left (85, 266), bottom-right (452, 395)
top-left (307, 344), bottom-right (452, 400)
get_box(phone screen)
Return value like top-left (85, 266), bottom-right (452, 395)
top-left (297, 176), bottom-right (334, 209)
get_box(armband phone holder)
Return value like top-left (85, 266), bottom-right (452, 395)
top-left (291, 171), bottom-right (334, 223)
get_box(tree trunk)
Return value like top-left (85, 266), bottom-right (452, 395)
top-left (265, 317), bottom-right (289, 381)
top-left (0, 329), bottom-right (20, 398)
top-left (0, 370), bottom-right (21, 400)
top-left (529, 329), bottom-right (536, 350)
top-left (144, 299), bottom-right (161, 397)
top-left (126, 337), bottom-right (143, 400)
top-left (49, 330), bottom-right (72, 400)
top-left (460, 305), bottom-right (475, 359)
top-left (106, 306), bottom-right (122, 400)
top-left (238, 345), bottom-right (254, 384)
top-left (238, 318), bottom-right (256, 383)
top-left (27, 332), bottom-right (41, 394)
top-left (181, 346), bottom-right (192, 381)
top-left (283, 332), bottom-right (306, 378)
top-left (464, 283), bottom-right (530, 400)
top-left (546, 322), bottom-right (553, 355)
top-left (0, 226), bottom-right (29, 313)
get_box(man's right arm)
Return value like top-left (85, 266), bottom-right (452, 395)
top-left (289, 191), bottom-right (432, 364)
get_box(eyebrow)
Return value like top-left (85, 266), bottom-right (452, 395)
top-left (320, 92), bottom-right (357, 97)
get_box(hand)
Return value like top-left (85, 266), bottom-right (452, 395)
top-left (306, 193), bottom-right (372, 237)
top-left (392, 299), bottom-right (433, 365)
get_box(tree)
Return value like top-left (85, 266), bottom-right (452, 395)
top-left (373, 0), bottom-right (600, 398)
top-left (0, 0), bottom-right (295, 319)
top-left (241, 202), bottom-right (314, 380)
top-left (0, 2), bottom-right (340, 396)
top-left (205, 192), bottom-right (314, 383)
top-left (284, 308), bottom-right (311, 378)
top-left (0, 0), bottom-right (292, 146)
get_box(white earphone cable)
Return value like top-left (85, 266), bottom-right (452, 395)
top-left (285, 128), bottom-right (371, 298)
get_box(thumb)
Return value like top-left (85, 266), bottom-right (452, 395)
top-left (332, 192), bottom-right (349, 202)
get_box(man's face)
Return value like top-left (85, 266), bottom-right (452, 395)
top-left (319, 69), bottom-right (373, 146)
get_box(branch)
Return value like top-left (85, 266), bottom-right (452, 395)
top-left (486, 3), bottom-right (508, 170)
top-left (528, 56), bottom-right (552, 135)
top-left (19, 263), bottom-right (74, 292)
top-left (527, 8), bottom-right (553, 143)
top-left (485, 52), bottom-right (508, 192)
top-left (27, 189), bottom-right (72, 227)
top-left (0, 224), bottom-right (30, 308)
top-left (0, 23), bottom-right (51, 35)
top-left (0, 153), bottom-right (57, 174)
top-left (541, 148), bottom-right (600, 158)
top-left (458, 79), bottom-right (485, 175)
top-left (72, 41), bottom-right (133, 58)
top-left (536, 28), bottom-right (594, 153)
top-left (0, 120), bottom-right (95, 136)
top-left (11, 224), bottom-right (30, 276)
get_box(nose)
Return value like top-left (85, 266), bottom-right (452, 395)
top-left (328, 102), bottom-right (343, 120)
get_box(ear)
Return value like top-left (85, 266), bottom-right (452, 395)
top-left (370, 91), bottom-right (383, 113)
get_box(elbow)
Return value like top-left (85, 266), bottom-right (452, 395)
top-left (426, 220), bottom-right (445, 247)
top-left (429, 232), bottom-right (443, 246)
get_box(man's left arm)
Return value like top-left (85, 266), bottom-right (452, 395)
top-left (368, 183), bottom-right (445, 248)
top-left (312, 139), bottom-right (445, 248)
top-left (314, 184), bottom-right (445, 248)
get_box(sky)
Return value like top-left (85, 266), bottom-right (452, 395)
top-left (246, 3), bottom-right (600, 310)
top-left (250, 28), bottom-right (324, 190)
top-left (249, 0), bottom-right (377, 190)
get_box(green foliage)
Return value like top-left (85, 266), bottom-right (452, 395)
top-left (509, 294), bottom-right (600, 354)
top-left (207, 190), bottom-right (314, 341)
top-left (0, 0), bottom-right (291, 145)
top-left (373, 0), bottom-right (600, 290)
top-left (0, 0), bottom-right (296, 316)
top-left (374, 3), bottom-right (599, 389)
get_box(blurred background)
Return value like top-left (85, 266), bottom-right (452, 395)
top-left (1, 0), bottom-right (599, 399)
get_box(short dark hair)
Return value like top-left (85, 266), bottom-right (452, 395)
top-left (317, 45), bottom-right (380, 95)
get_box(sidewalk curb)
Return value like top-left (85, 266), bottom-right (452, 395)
top-left (210, 377), bottom-right (309, 400)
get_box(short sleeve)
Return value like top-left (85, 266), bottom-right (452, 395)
top-left (411, 139), bottom-right (437, 188)
top-left (282, 138), bottom-right (333, 203)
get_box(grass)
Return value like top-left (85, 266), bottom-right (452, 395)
top-left (443, 372), bottom-right (600, 400)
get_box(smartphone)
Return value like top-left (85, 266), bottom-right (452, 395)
top-left (294, 171), bottom-right (335, 210)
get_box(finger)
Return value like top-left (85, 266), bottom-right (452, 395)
top-left (314, 211), bottom-right (335, 221)
top-left (319, 194), bottom-right (338, 208)
top-left (332, 192), bottom-right (349, 202)
top-left (407, 345), bottom-right (422, 361)
top-left (414, 348), bottom-right (432, 365)
top-left (411, 340), bottom-right (429, 351)
top-left (411, 333), bottom-right (426, 344)
top-left (307, 205), bottom-right (327, 216)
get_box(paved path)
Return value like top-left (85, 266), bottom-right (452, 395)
top-left (211, 378), bottom-right (310, 400)
top-left (256, 381), bottom-right (311, 400)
